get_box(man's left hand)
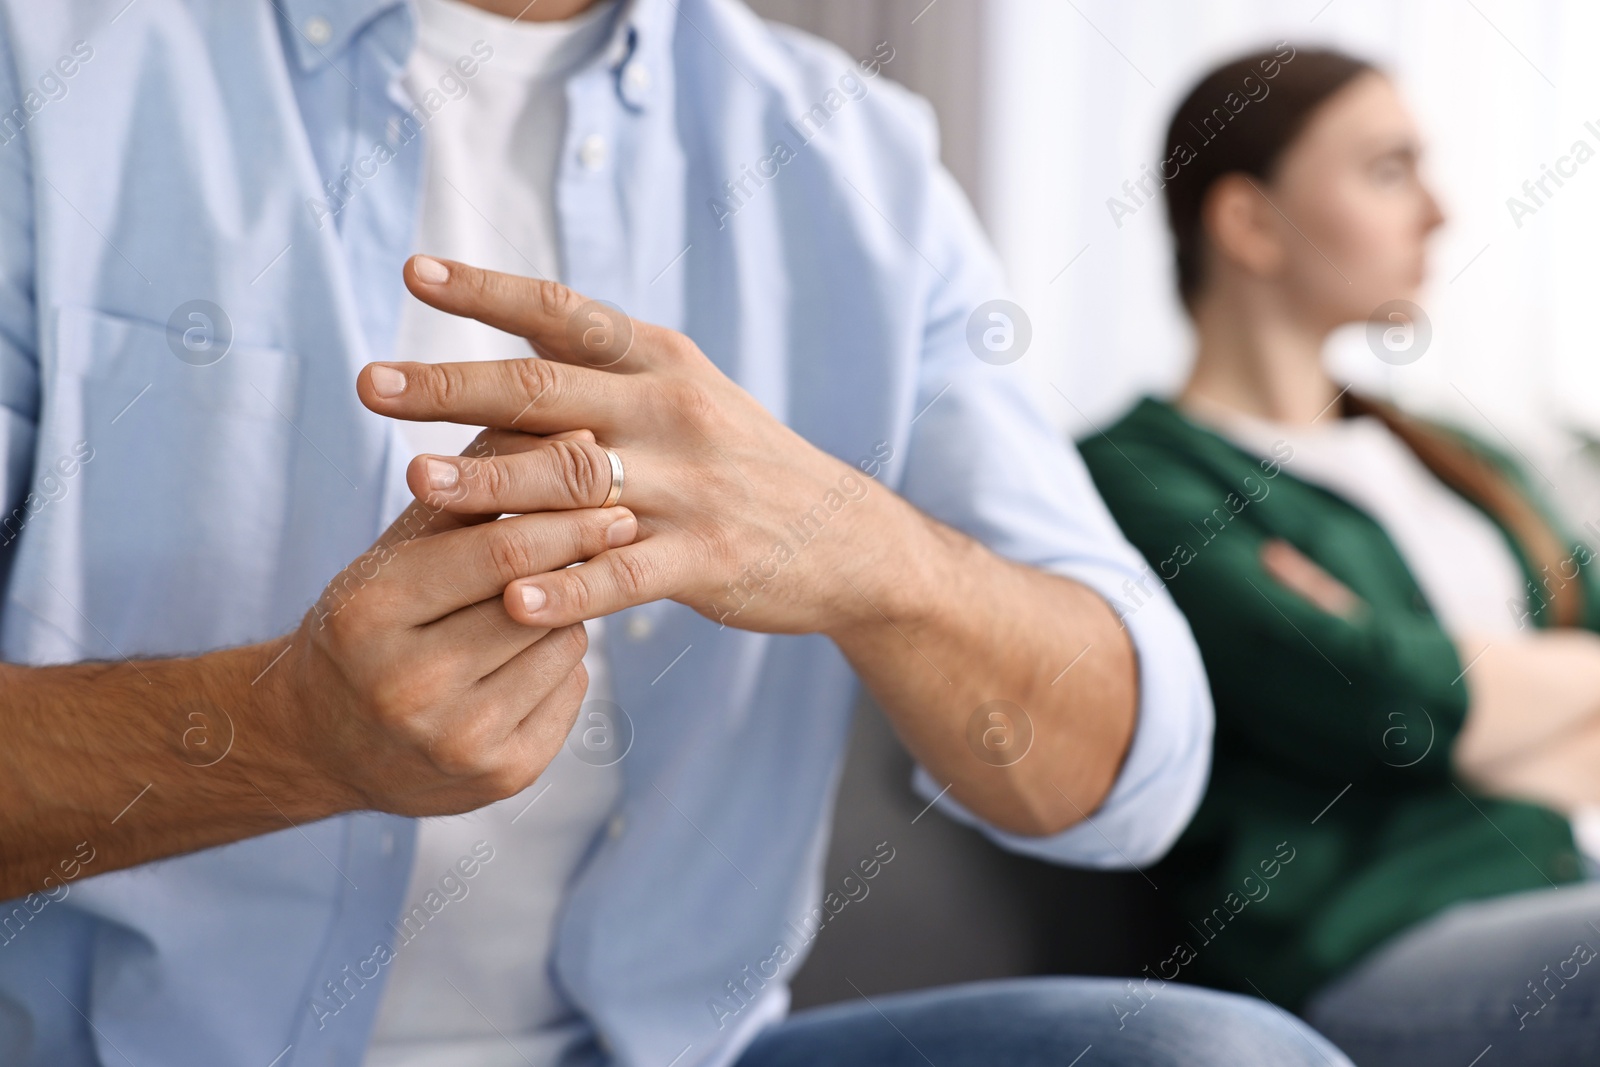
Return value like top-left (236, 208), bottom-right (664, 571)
top-left (359, 255), bottom-right (938, 637)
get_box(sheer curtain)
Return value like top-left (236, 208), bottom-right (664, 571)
top-left (745, 0), bottom-right (1600, 517)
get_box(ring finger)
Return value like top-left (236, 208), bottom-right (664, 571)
top-left (408, 435), bottom-right (639, 516)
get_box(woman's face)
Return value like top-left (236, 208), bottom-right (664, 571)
top-left (1262, 71), bottom-right (1444, 328)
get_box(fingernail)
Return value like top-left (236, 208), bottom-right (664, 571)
top-left (370, 365), bottom-right (406, 398)
top-left (520, 584), bottom-right (546, 614)
top-left (412, 255), bottom-right (450, 285)
top-left (424, 458), bottom-right (458, 490)
top-left (605, 509), bottom-right (637, 548)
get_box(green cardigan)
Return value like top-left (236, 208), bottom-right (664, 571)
top-left (1080, 397), bottom-right (1599, 1009)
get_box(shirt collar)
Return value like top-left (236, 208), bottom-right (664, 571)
top-left (277, 0), bottom-right (406, 71)
top-left (582, 0), bottom-right (674, 111)
top-left (278, 0), bottom-right (674, 106)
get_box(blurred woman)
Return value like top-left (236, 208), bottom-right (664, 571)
top-left (1081, 46), bottom-right (1600, 1066)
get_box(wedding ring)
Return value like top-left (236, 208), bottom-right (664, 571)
top-left (601, 447), bottom-right (625, 508)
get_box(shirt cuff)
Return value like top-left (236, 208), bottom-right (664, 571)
top-left (912, 558), bottom-right (1214, 869)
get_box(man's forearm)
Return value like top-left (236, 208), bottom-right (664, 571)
top-left (828, 509), bottom-right (1139, 838)
top-left (0, 643), bottom-right (343, 901)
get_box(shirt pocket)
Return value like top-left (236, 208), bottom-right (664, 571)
top-left (19, 305), bottom-right (304, 657)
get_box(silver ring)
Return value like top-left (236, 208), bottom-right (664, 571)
top-left (601, 447), bottom-right (624, 508)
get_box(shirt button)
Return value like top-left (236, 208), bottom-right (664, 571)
top-left (607, 814), bottom-right (626, 840)
top-left (625, 613), bottom-right (653, 641)
top-left (578, 134), bottom-right (609, 171)
top-left (303, 16), bottom-right (333, 46)
top-left (623, 63), bottom-right (650, 94)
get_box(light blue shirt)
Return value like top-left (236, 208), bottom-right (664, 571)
top-left (0, 1), bottom-right (1212, 1065)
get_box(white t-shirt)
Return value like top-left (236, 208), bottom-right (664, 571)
top-left (365, 3), bottom-right (622, 1065)
top-left (1188, 403), bottom-right (1528, 635)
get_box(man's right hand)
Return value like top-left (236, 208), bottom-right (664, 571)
top-left (264, 428), bottom-right (636, 816)
top-left (0, 430), bottom-right (631, 899)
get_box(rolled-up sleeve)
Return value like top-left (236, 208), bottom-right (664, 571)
top-left (893, 162), bottom-right (1211, 869)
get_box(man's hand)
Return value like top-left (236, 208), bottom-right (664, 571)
top-left (357, 255), bottom-right (943, 638)
top-left (353, 255), bottom-right (1139, 842)
top-left (264, 428), bottom-right (638, 816)
top-left (0, 429), bottom-right (635, 898)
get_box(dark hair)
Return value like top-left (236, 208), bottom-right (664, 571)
top-left (1162, 44), bottom-right (1375, 308)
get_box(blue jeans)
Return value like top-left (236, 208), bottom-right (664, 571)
top-left (735, 977), bottom-right (1351, 1066)
top-left (1306, 882), bottom-right (1600, 1066)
